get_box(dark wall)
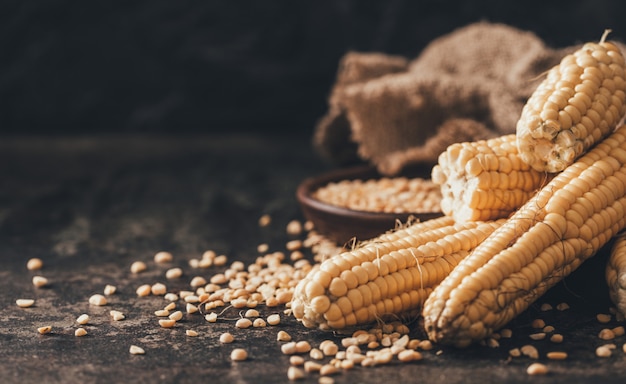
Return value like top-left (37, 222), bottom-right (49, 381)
top-left (2, 0), bottom-right (625, 136)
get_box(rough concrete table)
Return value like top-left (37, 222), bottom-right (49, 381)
top-left (1, 134), bottom-right (625, 384)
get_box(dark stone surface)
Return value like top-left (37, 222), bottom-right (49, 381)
top-left (1, 134), bottom-right (626, 384)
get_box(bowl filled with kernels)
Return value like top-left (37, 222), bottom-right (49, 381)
top-left (296, 165), bottom-right (443, 244)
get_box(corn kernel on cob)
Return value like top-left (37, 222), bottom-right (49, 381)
top-left (423, 122), bottom-right (626, 347)
top-left (291, 216), bottom-right (504, 330)
top-left (432, 134), bottom-right (550, 222)
top-left (516, 30), bottom-right (626, 173)
top-left (607, 231), bottom-right (626, 316)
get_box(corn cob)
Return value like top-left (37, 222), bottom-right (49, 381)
top-left (516, 30), bottom-right (626, 173)
top-left (291, 216), bottom-right (504, 330)
top-left (606, 231), bottom-right (626, 316)
top-left (423, 122), bottom-right (626, 347)
top-left (432, 134), bottom-right (550, 222)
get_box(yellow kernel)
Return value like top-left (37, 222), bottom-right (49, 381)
top-left (151, 283), bottom-right (167, 296)
top-left (529, 333), bottom-right (546, 341)
top-left (319, 364), bottom-right (338, 376)
top-left (597, 313), bottom-right (612, 323)
top-left (556, 302), bottom-right (570, 311)
top-left (244, 309), bottom-right (260, 318)
top-left (540, 303), bottom-right (553, 311)
top-left (290, 355), bottom-right (305, 366)
top-left (521, 345), bottom-right (539, 359)
top-left (214, 255), bottom-right (228, 266)
top-left (500, 329), bottom-right (513, 338)
top-left (599, 328), bottom-right (616, 340)
top-left (319, 376), bottom-right (335, 384)
top-left (110, 310), bottom-right (126, 321)
top-left (277, 330), bottom-right (292, 342)
top-left (129, 345), bottom-right (145, 355)
top-left (417, 340), bottom-right (433, 351)
top-left (37, 325), bottom-right (52, 335)
top-left (158, 319), bottom-right (176, 328)
top-left (281, 342), bottom-right (297, 355)
top-left (596, 345), bottom-right (613, 357)
top-left (154, 310), bottom-right (170, 317)
top-left (543, 325), bottom-right (555, 333)
top-left (286, 220), bottom-right (303, 235)
top-left (527, 363), bottom-right (548, 375)
top-left (304, 361), bottom-right (322, 373)
top-left (75, 328), bottom-right (88, 337)
top-left (258, 214), bottom-right (271, 227)
top-left (103, 285), bottom-right (117, 295)
top-left (164, 293), bottom-right (178, 301)
top-left (531, 319), bottom-right (546, 329)
top-left (169, 310), bottom-right (184, 321)
top-left (186, 303), bottom-right (198, 314)
top-left (253, 318), bottom-right (267, 327)
top-left (89, 294), bottom-right (107, 306)
top-left (190, 276), bottom-right (207, 288)
top-left (236, 318), bottom-right (252, 329)
top-left (550, 334), bottom-right (564, 343)
top-left (547, 351), bottom-right (568, 360)
top-left (205, 312), bottom-right (218, 323)
top-left (230, 348), bottom-right (248, 361)
top-left (16, 299), bottom-right (35, 308)
top-left (26, 258), bottom-right (43, 271)
top-left (136, 284), bottom-right (151, 297)
top-left (310, 348), bottom-right (324, 360)
top-left (286, 240), bottom-right (302, 251)
top-left (165, 267), bottom-right (183, 279)
top-left (32, 275), bottom-right (48, 288)
top-left (130, 261), bottom-right (147, 274)
top-left (398, 349), bottom-right (423, 362)
top-left (287, 366), bottom-right (305, 380)
top-left (186, 329), bottom-right (198, 337)
top-left (154, 251), bottom-right (173, 264)
top-left (295, 341), bottom-right (312, 354)
top-left (321, 342), bottom-right (338, 356)
top-left (267, 314), bottom-right (281, 325)
top-left (257, 243), bottom-right (269, 253)
top-left (220, 332), bottom-right (234, 344)
top-left (612, 326), bottom-right (625, 337)
top-left (76, 314), bottom-right (90, 325)
top-left (509, 348), bottom-right (521, 357)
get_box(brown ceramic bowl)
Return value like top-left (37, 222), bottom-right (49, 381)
top-left (296, 165), bottom-right (443, 244)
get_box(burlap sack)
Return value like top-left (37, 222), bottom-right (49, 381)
top-left (313, 21), bottom-right (579, 175)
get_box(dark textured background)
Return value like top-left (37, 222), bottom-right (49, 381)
top-left (2, 0), bottom-right (626, 136)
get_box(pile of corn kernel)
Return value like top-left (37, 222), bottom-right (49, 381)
top-left (14, 213), bottom-right (626, 381)
top-left (312, 177), bottom-right (442, 214)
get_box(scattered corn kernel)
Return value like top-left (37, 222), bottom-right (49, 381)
top-left (543, 325), bottom-right (555, 333)
top-left (231, 348), bottom-right (248, 361)
top-left (169, 311), bottom-right (183, 321)
top-left (258, 214), bottom-right (271, 227)
top-left (596, 345), bottom-right (613, 357)
top-left (547, 351), bottom-right (568, 360)
top-left (26, 258), bottom-right (43, 271)
top-left (277, 331), bottom-right (292, 342)
top-left (165, 267), bottom-right (183, 279)
top-left (236, 318), bottom-right (252, 329)
top-left (154, 251), bottom-right (173, 264)
top-left (521, 345), bottom-right (539, 359)
top-left (244, 309), bottom-right (260, 318)
top-left (319, 364), bottom-right (337, 376)
top-left (205, 313), bottom-right (218, 323)
top-left (500, 329), bottom-right (513, 338)
top-left (509, 348), bottom-right (521, 357)
top-left (186, 329), bottom-right (198, 337)
top-left (540, 303), bottom-right (553, 311)
top-left (550, 334), bottom-right (564, 343)
top-left (253, 318), bottom-right (267, 328)
top-left (257, 243), bottom-right (269, 253)
top-left (155, 309), bottom-right (170, 317)
top-left (89, 294), bottom-right (107, 306)
top-left (186, 303), bottom-right (198, 314)
top-left (295, 341), bottom-right (312, 354)
top-left (136, 284), bottom-right (151, 297)
top-left (103, 285), bottom-right (117, 295)
top-left (597, 313), bottom-right (612, 323)
top-left (159, 319), bottom-right (176, 328)
top-left (267, 314), bottom-right (281, 325)
top-left (612, 326), bottom-right (625, 337)
top-left (286, 220), bottom-right (302, 235)
top-left (527, 363), bottom-right (548, 375)
top-left (75, 328), bottom-right (88, 337)
top-left (190, 276), bottom-right (207, 288)
top-left (219, 332), bottom-right (234, 344)
top-left (130, 345), bottom-right (145, 355)
top-left (151, 283), bottom-right (167, 296)
top-left (290, 355), bottom-right (305, 366)
top-left (310, 348), bottom-right (324, 360)
top-left (556, 302), bottom-right (570, 311)
top-left (32, 275), bottom-right (48, 288)
top-left (287, 366), bottom-right (305, 380)
top-left (599, 328), bottom-right (616, 340)
top-left (37, 326), bottom-right (52, 335)
top-left (531, 319), bottom-right (546, 329)
top-left (319, 376), bottom-right (334, 384)
top-left (214, 255), bottom-right (228, 266)
top-left (164, 293), bottom-right (178, 301)
top-left (76, 314), bottom-right (90, 325)
top-left (130, 261), bottom-right (147, 274)
top-left (110, 310), bottom-right (126, 321)
top-left (529, 333), bottom-right (546, 341)
top-left (16, 299), bottom-right (35, 308)
top-left (281, 342), bottom-right (297, 355)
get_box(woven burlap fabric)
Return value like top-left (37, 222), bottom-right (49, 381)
top-left (313, 21), bottom-right (579, 175)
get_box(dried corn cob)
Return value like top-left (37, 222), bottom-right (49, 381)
top-left (423, 123), bottom-right (626, 347)
top-left (607, 232), bottom-right (626, 316)
top-left (291, 216), bottom-right (504, 330)
top-left (516, 30), bottom-right (626, 173)
top-left (432, 134), bottom-right (550, 222)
